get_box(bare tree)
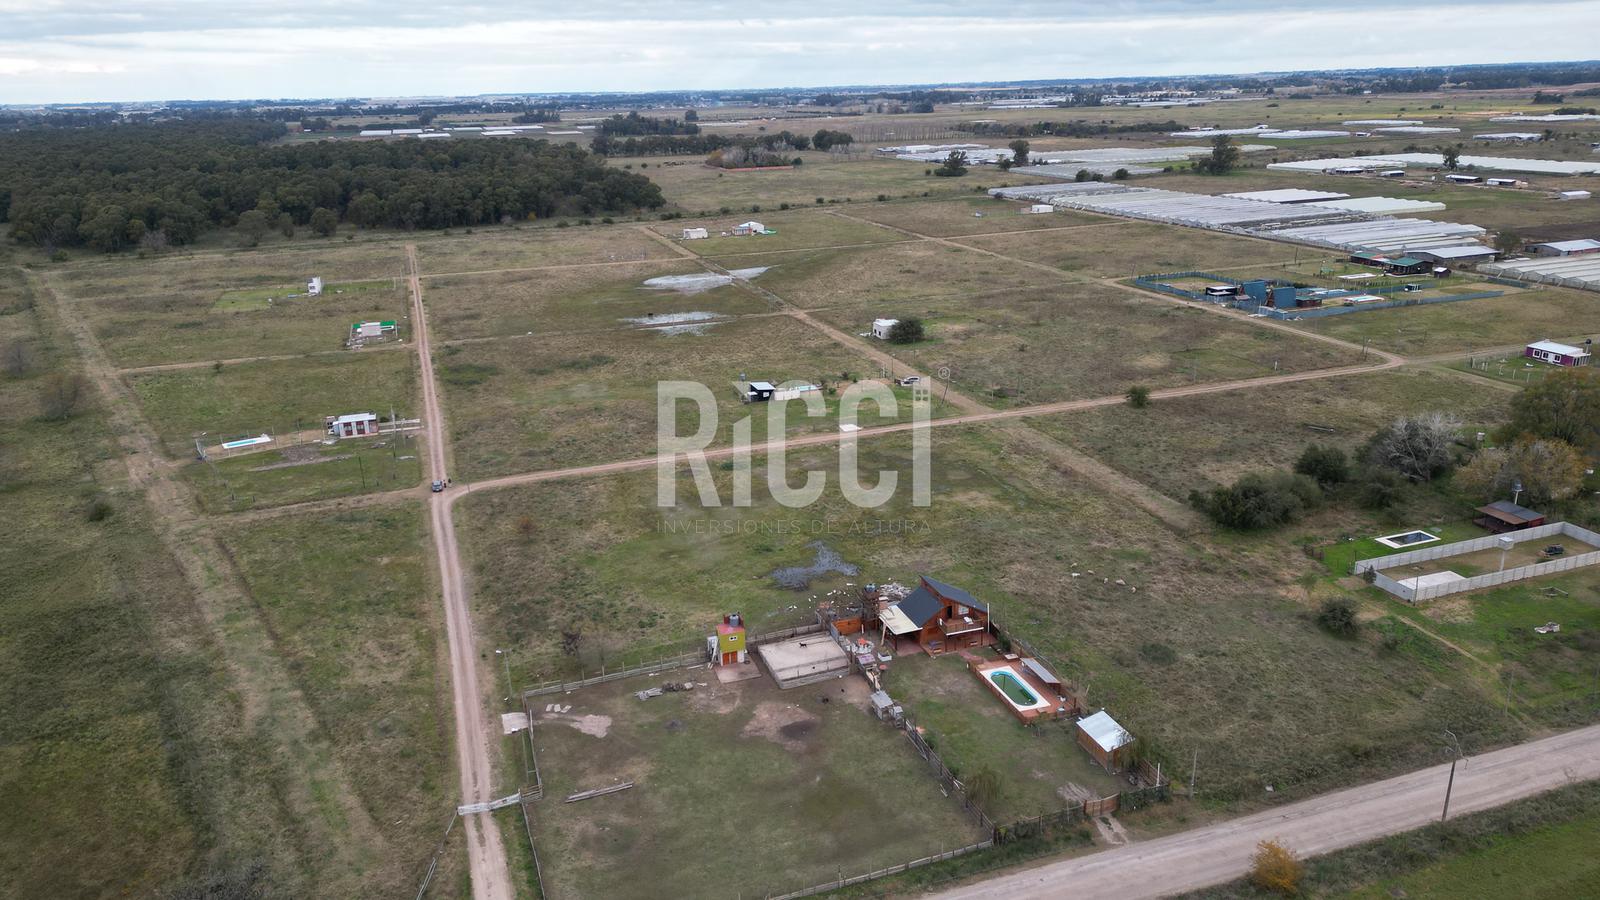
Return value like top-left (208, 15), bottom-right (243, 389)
top-left (1370, 412), bottom-right (1461, 482)
top-left (37, 373), bottom-right (86, 421)
top-left (2, 341), bottom-right (34, 377)
top-left (1457, 438), bottom-right (1586, 504)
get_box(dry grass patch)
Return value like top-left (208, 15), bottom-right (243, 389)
top-left (737, 241), bottom-right (1066, 310)
top-left (849, 194), bottom-right (1113, 237)
top-left (955, 222), bottom-right (1301, 279)
top-left (413, 224), bottom-right (678, 274)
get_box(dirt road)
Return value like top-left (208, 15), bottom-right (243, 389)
top-left (406, 246), bottom-right (512, 900)
top-left (935, 723), bottom-right (1600, 900)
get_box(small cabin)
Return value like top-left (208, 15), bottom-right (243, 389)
top-left (732, 221), bottom-right (767, 236)
top-left (1475, 500), bottom-right (1547, 534)
top-left (871, 318), bottom-right (899, 340)
top-left (1526, 339), bottom-right (1591, 367)
top-left (307, 277), bottom-right (324, 296)
top-left (681, 227), bottom-right (709, 240)
top-left (326, 412), bottom-right (378, 438)
top-left (738, 380), bottom-right (776, 403)
top-left (1076, 710), bottom-right (1134, 773)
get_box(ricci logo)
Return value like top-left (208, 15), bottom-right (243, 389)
top-left (656, 378), bottom-right (932, 509)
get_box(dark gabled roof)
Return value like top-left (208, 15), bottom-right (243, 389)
top-left (922, 576), bottom-right (988, 613)
top-left (1387, 256), bottom-right (1425, 267)
top-left (1477, 500), bottom-right (1544, 523)
top-left (896, 586), bottom-right (943, 627)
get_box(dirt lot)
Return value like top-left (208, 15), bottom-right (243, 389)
top-left (1380, 535), bottom-right (1600, 581)
top-left (525, 667), bottom-right (985, 900)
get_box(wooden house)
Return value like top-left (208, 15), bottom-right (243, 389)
top-left (879, 576), bottom-right (990, 655)
top-left (1474, 500), bottom-right (1546, 533)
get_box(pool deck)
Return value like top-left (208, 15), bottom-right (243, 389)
top-left (966, 653), bottom-right (1075, 724)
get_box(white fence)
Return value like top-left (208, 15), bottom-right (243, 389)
top-left (1354, 522), bottom-right (1600, 602)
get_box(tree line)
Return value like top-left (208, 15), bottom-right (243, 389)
top-left (1, 120), bottom-right (664, 252)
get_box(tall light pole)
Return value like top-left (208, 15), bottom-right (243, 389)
top-left (495, 648), bottom-right (512, 706)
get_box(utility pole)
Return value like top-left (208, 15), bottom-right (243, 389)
top-left (1441, 730), bottom-right (1463, 822)
top-left (1189, 749), bottom-right (1198, 798)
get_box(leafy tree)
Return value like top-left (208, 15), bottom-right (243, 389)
top-left (1501, 368), bottom-right (1600, 455)
top-left (1194, 134), bottom-right (1239, 175)
top-left (1457, 438), bottom-right (1586, 505)
top-left (812, 129), bottom-right (854, 151)
top-left (887, 318), bottom-right (925, 344)
top-left (1113, 167), bottom-right (1130, 180)
top-left (1294, 444), bottom-right (1349, 488)
top-left (934, 151), bottom-right (969, 177)
top-left (1494, 229), bottom-right (1522, 256)
top-left (1008, 139), bottom-right (1030, 167)
top-left (37, 372), bottom-right (86, 421)
top-left (1356, 467), bottom-right (1408, 510)
top-left (1250, 839), bottom-right (1304, 895)
top-left (1441, 144), bottom-right (1461, 170)
top-left (1125, 385), bottom-right (1151, 408)
top-left (1190, 472), bottom-right (1321, 530)
top-left (1368, 412), bottom-right (1461, 482)
top-left (1316, 598), bottom-right (1360, 638)
top-left (309, 207), bottom-right (338, 237)
top-left (235, 209), bottom-right (269, 245)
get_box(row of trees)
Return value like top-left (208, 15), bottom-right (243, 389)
top-left (2, 121), bottom-right (665, 252)
top-left (596, 111), bottom-right (700, 136)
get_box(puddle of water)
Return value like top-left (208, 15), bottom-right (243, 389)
top-left (767, 541), bottom-right (861, 591)
top-left (640, 267), bottom-right (769, 295)
top-left (620, 309), bottom-right (729, 335)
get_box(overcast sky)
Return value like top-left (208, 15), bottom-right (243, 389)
top-left (2, 1), bottom-right (1598, 104)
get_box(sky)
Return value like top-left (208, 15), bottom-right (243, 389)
top-left (2, 1), bottom-right (1599, 104)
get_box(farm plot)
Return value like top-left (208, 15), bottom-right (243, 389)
top-left (459, 427), bottom-right (1516, 804)
top-left (650, 207), bottom-right (903, 256)
top-left (69, 276), bottom-right (409, 367)
top-left (812, 282), bottom-right (1359, 406)
top-left (882, 654), bottom-right (1123, 821)
top-left (954, 221), bottom-right (1302, 280)
top-left (49, 243), bottom-right (407, 300)
top-left (434, 314), bottom-right (947, 478)
top-left (1292, 285), bottom-right (1600, 356)
top-left (129, 350), bottom-right (418, 457)
top-left (413, 224), bottom-right (679, 275)
top-left (218, 503), bottom-right (456, 897)
top-left (849, 195), bottom-right (1113, 237)
top-left (736, 241), bottom-right (1067, 310)
top-left (1028, 368), bottom-right (1510, 499)
top-left (421, 260), bottom-right (770, 341)
top-left (183, 434), bottom-right (425, 513)
top-left (525, 669), bottom-right (986, 900)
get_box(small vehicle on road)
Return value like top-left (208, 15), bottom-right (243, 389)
top-left (431, 480), bottom-right (446, 492)
top-left (896, 375), bottom-right (921, 387)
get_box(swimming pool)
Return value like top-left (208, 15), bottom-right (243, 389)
top-left (987, 669), bottom-right (1054, 713)
top-left (1376, 529), bottom-right (1440, 549)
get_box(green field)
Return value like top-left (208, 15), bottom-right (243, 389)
top-left (525, 669), bottom-right (986, 900)
top-left (185, 433), bottom-right (425, 512)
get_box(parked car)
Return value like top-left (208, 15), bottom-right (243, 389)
top-left (896, 375), bottom-right (921, 386)
top-left (431, 480), bottom-right (446, 492)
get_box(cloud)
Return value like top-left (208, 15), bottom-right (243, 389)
top-left (1, 1), bottom-right (1597, 103)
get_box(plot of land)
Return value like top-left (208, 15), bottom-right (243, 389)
top-left (433, 314), bottom-right (946, 477)
top-left (525, 668), bottom-right (986, 900)
top-left (184, 433), bottom-right (425, 512)
top-left (650, 208), bottom-right (902, 256)
top-left (884, 654), bottom-right (1123, 820)
top-left (954, 222), bottom-right (1302, 280)
top-left (50, 243), bottom-right (407, 300)
top-left (129, 351), bottom-right (418, 456)
top-left (813, 281), bottom-right (1360, 406)
top-left (422, 260), bottom-right (770, 340)
top-left (849, 195), bottom-right (1113, 237)
top-left (413, 224), bottom-right (679, 275)
top-left (461, 428), bottom-right (1517, 804)
top-left (1293, 285), bottom-right (1600, 356)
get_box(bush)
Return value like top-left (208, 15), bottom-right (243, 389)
top-left (886, 318), bottom-right (925, 344)
top-left (1316, 598), bottom-right (1360, 638)
top-left (1125, 385), bottom-right (1151, 408)
top-left (1355, 468), bottom-right (1407, 510)
top-left (37, 372), bottom-right (86, 421)
top-left (1250, 839), bottom-right (1303, 895)
top-left (1190, 472), bottom-right (1321, 530)
top-left (1294, 444), bottom-right (1349, 489)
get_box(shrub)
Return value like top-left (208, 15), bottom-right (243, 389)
top-left (1355, 468), bottom-right (1407, 510)
top-left (1250, 839), bottom-right (1303, 895)
top-left (1316, 598), bottom-right (1360, 638)
top-left (886, 318), bottom-right (925, 344)
top-left (1125, 385), bottom-right (1151, 408)
top-left (84, 496), bottom-right (114, 523)
top-left (1294, 444), bottom-right (1349, 489)
top-left (37, 372), bottom-right (86, 421)
top-left (1190, 472), bottom-right (1321, 530)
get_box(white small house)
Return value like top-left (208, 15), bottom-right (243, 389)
top-left (307, 277), bottom-right (324, 296)
top-left (871, 318), bottom-right (899, 340)
top-left (731, 221), bottom-right (767, 236)
top-left (1022, 203), bottom-right (1054, 214)
top-left (681, 227), bottom-right (709, 240)
top-left (326, 412), bottom-right (379, 438)
top-left (1526, 340), bottom-right (1591, 367)
top-left (1558, 190), bottom-right (1592, 201)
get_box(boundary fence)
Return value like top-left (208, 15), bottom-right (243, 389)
top-left (1354, 521), bottom-right (1600, 602)
top-left (767, 842), bottom-right (995, 900)
top-left (1133, 271), bottom-right (1505, 319)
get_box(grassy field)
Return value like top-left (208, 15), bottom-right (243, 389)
top-left (216, 503), bottom-right (456, 896)
top-left (460, 427), bottom-right (1517, 804)
top-left (1031, 367), bottom-right (1510, 500)
top-left (434, 314), bottom-right (950, 477)
top-left (422, 259), bottom-right (770, 341)
top-left (648, 206), bottom-right (903, 256)
top-left (413, 223), bottom-right (679, 274)
top-left (953, 222), bottom-right (1304, 280)
top-left (1345, 810), bottom-right (1600, 898)
top-left (847, 195), bottom-right (1114, 237)
top-left (129, 350), bottom-right (418, 456)
top-left (883, 654), bottom-right (1124, 821)
top-left (810, 281), bottom-right (1360, 406)
top-left (524, 668), bottom-right (987, 900)
top-left (1293, 286), bottom-right (1600, 356)
top-left (184, 432), bottom-right (425, 512)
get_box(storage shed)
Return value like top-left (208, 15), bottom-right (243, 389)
top-left (1533, 239), bottom-right (1600, 257)
top-left (326, 412), bottom-right (378, 438)
top-left (1475, 500), bottom-right (1547, 533)
top-left (681, 227), bottom-right (709, 240)
top-left (1558, 191), bottom-right (1592, 201)
top-left (1076, 710), bottom-right (1134, 773)
top-left (871, 318), bottom-right (900, 340)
